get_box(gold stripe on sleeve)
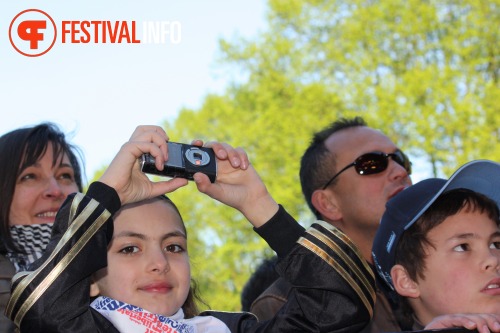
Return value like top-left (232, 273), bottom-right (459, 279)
top-left (306, 226), bottom-right (375, 300)
top-left (299, 237), bottom-right (373, 317)
top-left (6, 194), bottom-right (111, 327)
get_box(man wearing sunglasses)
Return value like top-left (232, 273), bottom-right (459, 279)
top-left (249, 117), bottom-right (412, 332)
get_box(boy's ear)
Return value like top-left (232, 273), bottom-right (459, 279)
top-left (90, 279), bottom-right (100, 297)
top-left (311, 189), bottom-right (342, 221)
top-left (391, 264), bottom-right (420, 298)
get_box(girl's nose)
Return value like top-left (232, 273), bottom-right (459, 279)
top-left (148, 249), bottom-right (170, 274)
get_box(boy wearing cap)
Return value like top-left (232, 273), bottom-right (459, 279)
top-left (373, 160), bottom-right (500, 332)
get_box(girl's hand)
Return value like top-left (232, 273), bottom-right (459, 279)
top-left (99, 125), bottom-right (188, 205)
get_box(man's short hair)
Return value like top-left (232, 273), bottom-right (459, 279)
top-left (299, 116), bottom-right (367, 219)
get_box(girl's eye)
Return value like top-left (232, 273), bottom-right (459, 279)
top-left (490, 242), bottom-right (500, 250)
top-left (453, 243), bottom-right (469, 252)
top-left (165, 244), bottom-right (184, 253)
top-left (119, 246), bottom-right (139, 254)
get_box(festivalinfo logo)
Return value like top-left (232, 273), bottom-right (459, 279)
top-left (9, 9), bottom-right (182, 57)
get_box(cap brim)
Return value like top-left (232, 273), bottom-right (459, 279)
top-left (405, 159), bottom-right (500, 229)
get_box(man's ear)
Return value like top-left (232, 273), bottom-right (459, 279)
top-left (90, 278), bottom-right (100, 297)
top-left (391, 264), bottom-right (420, 298)
top-left (311, 189), bottom-right (342, 221)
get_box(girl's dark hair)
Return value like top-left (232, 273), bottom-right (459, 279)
top-left (394, 188), bottom-right (500, 327)
top-left (0, 122), bottom-right (84, 253)
top-left (183, 279), bottom-right (209, 318)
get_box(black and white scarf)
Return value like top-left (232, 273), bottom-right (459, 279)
top-left (5, 223), bottom-right (53, 272)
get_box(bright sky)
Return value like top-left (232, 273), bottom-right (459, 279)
top-left (0, 0), bottom-right (267, 183)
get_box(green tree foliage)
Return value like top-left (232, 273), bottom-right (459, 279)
top-left (161, 0), bottom-right (499, 311)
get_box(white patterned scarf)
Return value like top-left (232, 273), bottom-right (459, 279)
top-left (91, 296), bottom-right (230, 333)
top-left (5, 223), bottom-right (53, 272)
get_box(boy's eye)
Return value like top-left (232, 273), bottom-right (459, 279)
top-left (490, 242), bottom-right (500, 250)
top-left (453, 243), bottom-right (469, 252)
top-left (165, 244), bottom-right (184, 253)
top-left (119, 246), bottom-right (139, 254)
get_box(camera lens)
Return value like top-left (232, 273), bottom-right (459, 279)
top-left (185, 148), bottom-right (210, 166)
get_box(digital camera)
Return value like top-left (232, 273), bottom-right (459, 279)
top-left (140, 141), bottom-right (217, 183)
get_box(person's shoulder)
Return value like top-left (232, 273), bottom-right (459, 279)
top-left (254, 277), bottom-right (291, 301)
top-left (0, 254), bottom-right (15, 280)
top-left (0, 254), bottom-right (16, 333)
top-left (249, 278), bottom-right (291, 321)
top-left (200, 310), bottom-right (256, 330)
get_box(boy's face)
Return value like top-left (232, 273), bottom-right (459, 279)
top-left (412, 209), bottom-right (500, 324)
top-left (91, 198), bottom-right (191, 317)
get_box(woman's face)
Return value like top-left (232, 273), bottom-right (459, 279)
top-left (9, 143), bottom-right (79, 226)
top-left (91, 198), bottom-right (191, 317)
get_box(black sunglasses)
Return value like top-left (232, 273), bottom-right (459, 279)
top-left (322, 150), bottom-right (412, 190)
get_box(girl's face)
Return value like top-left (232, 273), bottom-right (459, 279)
top-left (91, 198), bottom-right (191, 317)
top-left (412, 210), bottom-right (500, 324)
top-left (9, 144), bottom-right (79, 226)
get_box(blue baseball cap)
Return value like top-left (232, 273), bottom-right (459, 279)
top-left (372, 160), bottom-right (500, 290)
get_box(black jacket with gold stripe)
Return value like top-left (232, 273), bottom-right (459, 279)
top-left (6, 182), bottom-right (374, 333)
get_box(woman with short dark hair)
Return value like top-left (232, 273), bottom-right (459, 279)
top-left (0, 122), bottom-right (84, 333)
